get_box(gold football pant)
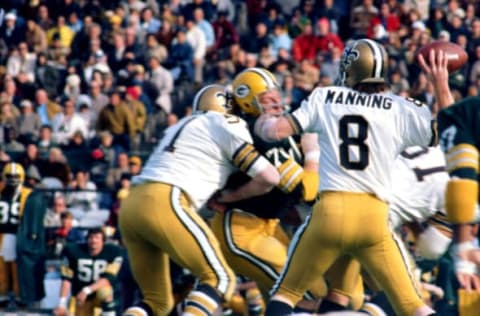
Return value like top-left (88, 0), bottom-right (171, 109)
top-left (211, 210), bottom-right (325, 300)
top-left (119, 183), bottom-right (236, 315)
top-left (271, 191), bottom-right (425, 316)
top-left (211, 210), bottom-right (289, 296)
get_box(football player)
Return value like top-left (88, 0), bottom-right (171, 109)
top-left (54, 228), bottom-right (123, 316)
top-left (207, 68), bottom-right (322, 313)
top-left (0, 162), bottom-right (35, 307)
top-left (253, 39), bottom-right (454, 316)
top-left (437, 94), bottom-right (480, 315)
top-left (119, 84), bottom-right (280, 316)
top-left (319, 146), bottom-right (453, 313)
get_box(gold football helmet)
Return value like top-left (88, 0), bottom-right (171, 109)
top-left (2, 162), bottom-right (25, 188)
top-left (338, 38), bottom-right (388, 88)
top-left (231, 67), bottom-right (281, 117)
top-left (192, 84), bottom-right (231, 114)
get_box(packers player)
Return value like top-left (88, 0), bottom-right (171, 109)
top-left (253, 39), bottom-right (454, 316)
top-left (206, 68), bottom-right (322, 312)
top-left (437, 96), bottom-right (480, 315)
top-left (0, 162), bottom-right (35, 307)
top-left (54, 228), bottom-right (123, 316)
top-left (119, 84), bottom-right (280, 316)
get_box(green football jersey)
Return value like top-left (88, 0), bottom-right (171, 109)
top-left (60, 242), bottom-right (123, 295)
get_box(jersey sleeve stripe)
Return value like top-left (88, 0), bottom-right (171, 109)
top-left (286, 114), bottom-right (303, 134)
top-left (60, 265), bottom-right (74, 279)
top-left (445, 144), bottom-right (479, 173)
top-left (232, 143), bottom-right (254, 166)
top-left (239, 152), bottom-right (261, 173)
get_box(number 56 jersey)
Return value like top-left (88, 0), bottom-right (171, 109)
top-left (289, 86), bottom-right (435, 202)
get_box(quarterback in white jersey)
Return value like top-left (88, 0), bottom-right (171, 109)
top-left (256, 39), bottom-right (454, 316)
top-left (120, 84), bottom-right (280, 316)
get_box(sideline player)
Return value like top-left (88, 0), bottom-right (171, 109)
top-left (251, 39), bottom-right (453, 316)
top-left (120, 84), bottom-right (280, 316)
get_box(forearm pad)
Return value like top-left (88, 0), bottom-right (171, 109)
top-left (446, 179), bottom-right (478, 223)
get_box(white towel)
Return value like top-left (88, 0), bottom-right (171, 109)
top-left (0, 233), bottom-right (17, 262)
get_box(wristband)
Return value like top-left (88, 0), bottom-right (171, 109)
top-left (82, 286), bottom-right (93, 295)
top-left (59, 297), bottom-right (68, 308)
top-left (455, 258), bottom-right (477, 275)
top-left (453, 241), bottom-right (475, 254)
top-left (304, 150), bottom-right (320, 163)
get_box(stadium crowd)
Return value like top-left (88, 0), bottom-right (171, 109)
top-left (0, 0), bottom-right (479, 315)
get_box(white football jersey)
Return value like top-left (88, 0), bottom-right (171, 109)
top-left (291, 86), bottom-right (433, 202)
top-left (133, 112), bottom-right (270, 209)
top-left (389, 146), bottom-right (449, 228)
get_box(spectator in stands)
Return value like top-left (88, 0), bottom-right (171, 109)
top-left (146, 56), bottom-right (173, 114)
top-left (292, 17), bottom-right (316, 62)
top-left (350, 0), bottom-right (379, 37)
top-left (44, 194), bottom-right (69, 228)
top-left (166, 27), bottom-right (194, 83)
top-left (144, 33), bottom-right (168, 66)
top-left (36, 4), bottom-right (54, 31)
top-left (270, 19), bottom-right (292, 58)
top-left (34, 89), bottom-right (62, 126)
top-left (0, 100), bottom-right (20, 131)
top-left (20, 142), bottom-right (41, 171)
top-left (46, 15), bottom-right (75, 49)
top-left (2, 76), bottom-right (22, 107)
top-left (124, 86), bottom-right (147, 150)
top-left (3, 125), bottom-right (25, 154)
top-left (37, 124), bottom-right (57, 159)
top-left (6, 42), bottom-right (37, 82)
top-left (96, 89), bottom-right (136, 152)
top-left (193, 8), bottom-right (215, 55)
top-left (292, 58), bottom-right (320, 93)
top-left (315, 17), bottom-right (344, 54)
top-left (51, 97), bottom-right (89, 146)
top-left (367, 2), bottom-right (401, 39)
top-left (106, 152), bottom-right (130, 190)
top-left (0, 12), bottom-right (25, 48)
top-left (141, 6), bottom-right (162, 34)
top-left (67, 169), bottom-right (99, 212)
top-left (213, 10), bottom-right (239, 58)
top-left (17, 99), bottom-right (42, 145)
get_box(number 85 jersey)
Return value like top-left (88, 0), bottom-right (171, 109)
top-left (289, 86), bottom-right (435, 202)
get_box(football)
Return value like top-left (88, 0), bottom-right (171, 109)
top-left (416, 41), bottom-right (468, 72)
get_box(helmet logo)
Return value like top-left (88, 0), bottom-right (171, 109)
top-left (235, 84), bottom-right (250, 98)
top-left (342, 46), bottom-right (360, 70)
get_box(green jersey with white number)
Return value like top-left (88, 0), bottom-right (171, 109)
top-left (438, 97), bottom-right (480, 183)
top-left (60, 242), bottom-right (123, 295)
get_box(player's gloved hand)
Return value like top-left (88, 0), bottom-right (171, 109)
top-left (277, 158), bottom-right (303, 193)
top-left (301, 170), bottom-right (319, 202)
